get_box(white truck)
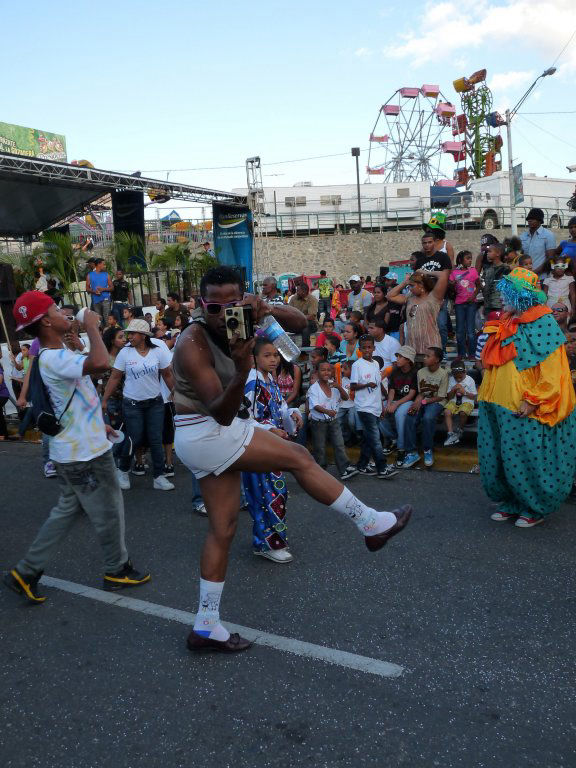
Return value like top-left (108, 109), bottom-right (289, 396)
top-left (233, 181), bottom-right (441, 234)
top-left (445, 171), bottom-right (576, 231)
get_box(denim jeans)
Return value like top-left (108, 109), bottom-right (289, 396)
top-left (381, 401), bottom-right (413, 451)
top-left (309, 418), bottom-right (350, 475)
top-left (17, 449), bottom-right (128, 577)
top-left (318, 297), bottom-right (331, 318)
top-left (437, 300), bottom-right (449, 352)
top-left (91, 299), bottom-right (111, 322)
top-left (356, 410), bottom-right (386, 472)
top-left (454, 302), bottom-right (477, 358)
top-left (337, 406), bottom-right (357, 443)
top-left (404, 402), bottom-right (443, 452)
top-left (119, 396), bottom-right (165, 477)
top-left (105, 398), bottom-right (132, 463)
top-left (191, 472), bottom-right (204, 508)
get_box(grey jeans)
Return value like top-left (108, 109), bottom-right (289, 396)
top-left (91, 299), bottom-right (111, 322)
top-left (17, 449), bottom-right (128, 578)
top-left (309, 418), bottom-right (350, 475)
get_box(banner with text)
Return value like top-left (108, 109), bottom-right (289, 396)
top-left (513, 163), bottom-right (524, 205)
top-left (212, 203), bottom-right (253, 290)
top-left (0, 121), bottom-right (67, 161)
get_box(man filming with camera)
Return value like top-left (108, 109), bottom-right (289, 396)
top-left (172, 266), bottom-right (413, 654)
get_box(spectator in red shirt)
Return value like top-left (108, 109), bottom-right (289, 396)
top-left (315, 317), bottom-right (342, 348)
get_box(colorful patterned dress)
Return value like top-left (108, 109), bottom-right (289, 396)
top-left (478, 305), bottom-right (576, 520)
top-left (243, 369), bottom-right (296, 552)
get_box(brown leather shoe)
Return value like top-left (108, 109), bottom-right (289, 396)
top-left (186, 630), bottom-right (252, 653)
top-left (365, 505), bottom-right (413, 552)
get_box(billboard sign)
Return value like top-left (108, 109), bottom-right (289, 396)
top-left (212, 203), bottom-right (254, 290)
top-left (0, 121), bottom-right (67, 162)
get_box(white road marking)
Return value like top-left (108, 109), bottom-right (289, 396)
top-left (42, 576), bottom-right (404, 679)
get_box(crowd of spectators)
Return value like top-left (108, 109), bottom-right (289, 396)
top-left (4, 207), bottom-right (576, 487)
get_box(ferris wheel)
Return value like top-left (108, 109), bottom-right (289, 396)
top-left (366, 85), bottom-right (456, 183)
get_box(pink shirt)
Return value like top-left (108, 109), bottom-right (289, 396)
top-left (450, 267), bottom-right (479, 305)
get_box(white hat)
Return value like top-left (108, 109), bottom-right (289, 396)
top-left (349, 274), bottom-right (361, 283)
top-left (386, 272), bottom-right (398, 281)
top-left (125, 318), bottom-right (152, 336)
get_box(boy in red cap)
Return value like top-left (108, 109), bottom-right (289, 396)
top-left (3, 292), bottom-right (150, 603)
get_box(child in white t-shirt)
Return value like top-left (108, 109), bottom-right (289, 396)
top-left (444, 360), bottom-right (477, 446)
top-left (337, 359), bottom-right (357, 444)
top-left (307, 361), bottom-right (357, 480)
top-left (350, 335), bottom-right (397, 479)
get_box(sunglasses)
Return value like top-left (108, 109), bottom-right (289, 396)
top-left (200, 298), bottom-right (241, 315)
top-left (552, 306), bottom-right (568, 313)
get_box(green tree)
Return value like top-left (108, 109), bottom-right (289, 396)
top-left (111, 232), bottom-right (147, 274)
top-left (41, 232), bottom-right (80, 292)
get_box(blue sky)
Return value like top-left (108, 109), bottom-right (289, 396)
top-left (2, 0), bottom-right (575, 215)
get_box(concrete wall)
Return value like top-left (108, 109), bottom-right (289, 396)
top-left (255, 228), bottom-right (570, 285)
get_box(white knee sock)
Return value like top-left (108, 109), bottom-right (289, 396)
top-left (193, 578), bottom-right (230, 641)
top-left (330, 487), bottom-right (397, 536)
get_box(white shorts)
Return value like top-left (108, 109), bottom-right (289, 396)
top-left (174, 414), bottom-right (255, 479)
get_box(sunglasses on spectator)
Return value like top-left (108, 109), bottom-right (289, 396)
top-left (552, 306), bottom-right (568, 313)
top-left (200, 299), bottom-right (242, 315)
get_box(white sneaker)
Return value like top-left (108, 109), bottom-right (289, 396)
top-left (515, 515), bottom-right (544, 528)
top-left (254, 548), bottom-right (293, 563)
top-left (153, 476), bottom-right (175, 491)
top-left (444, 431), bottom-right (460, 446)
top-left (117, 470), bottom-right (131, 490)
top-left (192, 503), bottom-right (207, 516)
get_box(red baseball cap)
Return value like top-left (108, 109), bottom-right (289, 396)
top-left (13, 291), bottom-right (55, 331)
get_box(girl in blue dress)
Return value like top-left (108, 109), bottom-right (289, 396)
top-left (243, 338), bottom-right (302, 563)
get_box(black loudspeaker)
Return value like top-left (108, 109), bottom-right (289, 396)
top-left (111, 190), bottom-right (146, 269)
top-left (379, 266), bottom-right (389, 279)
top-left (0, 264), bottom-right (17, 301)
top-left (112, 190), bottom-right (145, 239)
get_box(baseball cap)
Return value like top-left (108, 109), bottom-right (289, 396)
top-left (125, 318), bottom-right (153, 336)
top-left (386, 272), bottom-right (398, 282)
top-left (395, 345), bottom-right (416, 363)
top-left (480, 233), bottom-right (499, 248)
top-left (13, 291), bottom-right (55, 331)
top-left (349, 274), bottom-right (361, 283)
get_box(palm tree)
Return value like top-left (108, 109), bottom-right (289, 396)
top-left (112, 232), bottom-right (147, 274)
top-left (41, 232), bottom-right (80, 293)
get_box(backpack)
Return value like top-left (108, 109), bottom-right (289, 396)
top-left (28, 351), bottom-right (76, 436)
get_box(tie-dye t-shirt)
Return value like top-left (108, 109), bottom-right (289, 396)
top-left (39, 347), bottom-right (110, 463)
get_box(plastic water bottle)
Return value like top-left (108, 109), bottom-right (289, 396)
top-left (258, 315), bottom-right (301, 362)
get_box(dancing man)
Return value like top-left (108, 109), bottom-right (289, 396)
top-left (172, 266), bottom-right (412, 653)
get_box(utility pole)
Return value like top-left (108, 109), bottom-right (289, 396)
top-left (351, 147), bottom-right (361, 230)
top-left (505, 109), bottom-right (517, 235)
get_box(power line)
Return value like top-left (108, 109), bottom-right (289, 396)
top-left (512, 123), bottom-right (567, 171)
top-left (520, 111), bottom-right (576, 115)
top-left (551, 27), bottom-right (576, 68)
top-left (517, 114), bottom-right (576, 152)
top-left (138, 147), bottom-right (376, 174)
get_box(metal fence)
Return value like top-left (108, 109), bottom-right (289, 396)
top-left (66, 266), bottom-right (209, 311)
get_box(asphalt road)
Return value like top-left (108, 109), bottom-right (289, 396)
top-left (1, 443), bottom-right (575, 768)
